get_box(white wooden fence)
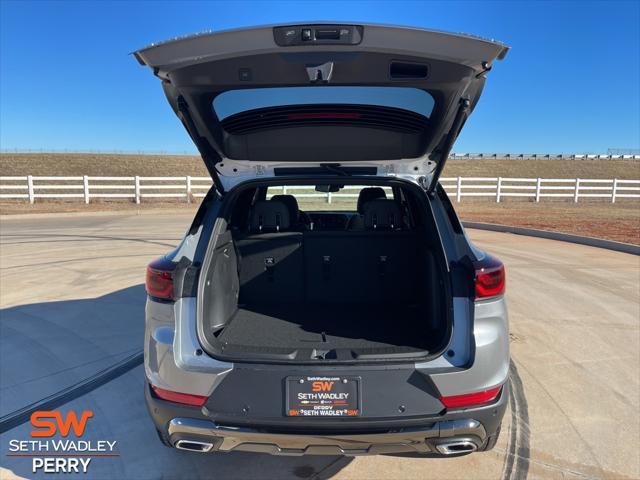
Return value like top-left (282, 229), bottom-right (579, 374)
top-left (0, 176), bottom-right (212, 204)
top-left (0, 175), bottom-right (639, 204)
top-left (439, 177), bottom-right (640, 203)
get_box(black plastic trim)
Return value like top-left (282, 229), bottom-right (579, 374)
top-left (274, 166), bottom-right (377, 176)
top-left (145, 380), bottom-right (507, 438)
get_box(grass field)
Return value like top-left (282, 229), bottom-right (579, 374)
top-left (1, 152), bottom-right (640, 179)
top-left (0, 153), bottom-right (205, 177)
top-left (1, 153), bottom-right (639, 244)
top-left (455, 202), bottom-right (639, 245)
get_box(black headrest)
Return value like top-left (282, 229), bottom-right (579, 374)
top-left (363, 199), bottom-right (403, 230)
top-left (270, 195), bottom-right (299, 222)
top-left (357, 187), bottom-right (387, 214)
top-left (248, 200), bottom-right (291, 232)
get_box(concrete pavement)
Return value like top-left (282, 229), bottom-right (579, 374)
top-left (0, 212), bottom-right (638, 479)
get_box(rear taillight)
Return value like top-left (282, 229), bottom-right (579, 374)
top-left (151, 385), bottom-right (208, 407)
top-left (440, 385), bottom-right (502, 409)
top-left (474, 255), bottom-right (505, 299)
top-left (145, 257), bottom-right (176, 300)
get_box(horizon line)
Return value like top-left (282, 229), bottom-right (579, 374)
top-left (2, 149), bottom-right (640, 157)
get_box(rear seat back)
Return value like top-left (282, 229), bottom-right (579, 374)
top-left (236, 200), bottom-right (303, 303)
top-left (304, 231), bottom-right (418, 304)
top-left (308, 199), bottom-right (416, 304)
top-left (236, 198), bottom-right (420, 306)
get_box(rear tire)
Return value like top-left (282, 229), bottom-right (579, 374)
top-left (478, 425), bottom-right (501, 452)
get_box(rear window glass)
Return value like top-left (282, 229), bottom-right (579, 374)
top-left (267, 185), bottom-right (393, 212)
top-left (214, 87), bottom-right (434, 120)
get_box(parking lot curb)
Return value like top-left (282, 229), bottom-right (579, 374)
top-left (463, 222), bottom-right (640, 256)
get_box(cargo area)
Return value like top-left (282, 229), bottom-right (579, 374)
top-left (198, 181), bottom-right (452, 363)
top-left (217, 303), bottom-right (432, 358)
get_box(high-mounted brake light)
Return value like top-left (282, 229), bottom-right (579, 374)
top-left (440, 385), bottom-right (502, 409)
top-left (145, 257), bottom-right (176, 300)
top-left (286, 112), bottom-right (362, 120)
top-left (151, 385), bottom-right (208, 407)
top-left (474, 255), bottom-right (505, 299)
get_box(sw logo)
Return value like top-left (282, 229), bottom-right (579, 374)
top-left (5, 410), bottom-right (117, 474)
top-left (31, 410), bottom-right (94, 437)
top-left (312, 381), bottom-right (335, 392)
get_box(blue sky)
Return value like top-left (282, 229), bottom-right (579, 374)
top-left (1, 0), bottom-right (639, 154)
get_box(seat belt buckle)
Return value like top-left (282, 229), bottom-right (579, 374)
top-left (265, 256), bottom-right (275, 282)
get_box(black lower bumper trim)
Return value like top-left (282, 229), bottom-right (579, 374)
top-left (145, 382), bottom-right (508, 456)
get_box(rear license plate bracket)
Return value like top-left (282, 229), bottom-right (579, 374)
top-left (285, 376), bottom-right (361, 417)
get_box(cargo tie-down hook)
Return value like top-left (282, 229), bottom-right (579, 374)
top-left (306, 62), bottom-right (334, 83)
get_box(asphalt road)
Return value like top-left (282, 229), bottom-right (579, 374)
top-left (0, 211), bottom-right (638, 480)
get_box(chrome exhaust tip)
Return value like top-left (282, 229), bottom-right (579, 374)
top-left (435, 440), bottom-right (478, 455)
top-left (174, 440), bottom-right (214, 453)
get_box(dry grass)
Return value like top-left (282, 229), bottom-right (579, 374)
top-left (0, 153), bottom-right (207, 177)
top-left (2, 153), bottom-right (639, 179)
top-left (443, 158), bottom-right (640, 179)
top-left (455, 201), bottom-right (639, 245)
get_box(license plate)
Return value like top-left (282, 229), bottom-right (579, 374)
top-left (286, 376), bottom-right (360, 417)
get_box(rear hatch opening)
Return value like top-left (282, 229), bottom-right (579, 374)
top-left (134, 23), bottom-right (508, 193)
top-left (196, 177), bottom-right (454, 364)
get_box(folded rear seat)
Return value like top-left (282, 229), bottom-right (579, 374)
top-left (304, 199), bottom-right (419, 304)
top-left (235, 200), bottom-right (304, 303)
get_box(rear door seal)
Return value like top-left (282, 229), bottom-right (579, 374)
top-left (427, 98), bottom-right (470, 196)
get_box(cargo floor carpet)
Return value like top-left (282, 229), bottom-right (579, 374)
top-left (217, 303), bottom-right (434, 353)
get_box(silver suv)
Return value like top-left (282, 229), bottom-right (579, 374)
top-left (137, 23), bottom-right (509, 456)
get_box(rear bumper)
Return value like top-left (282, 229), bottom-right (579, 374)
top-left (145, 381), bottom-right (508, 456)
top-left (168, 417), bottom-right (487, 456)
